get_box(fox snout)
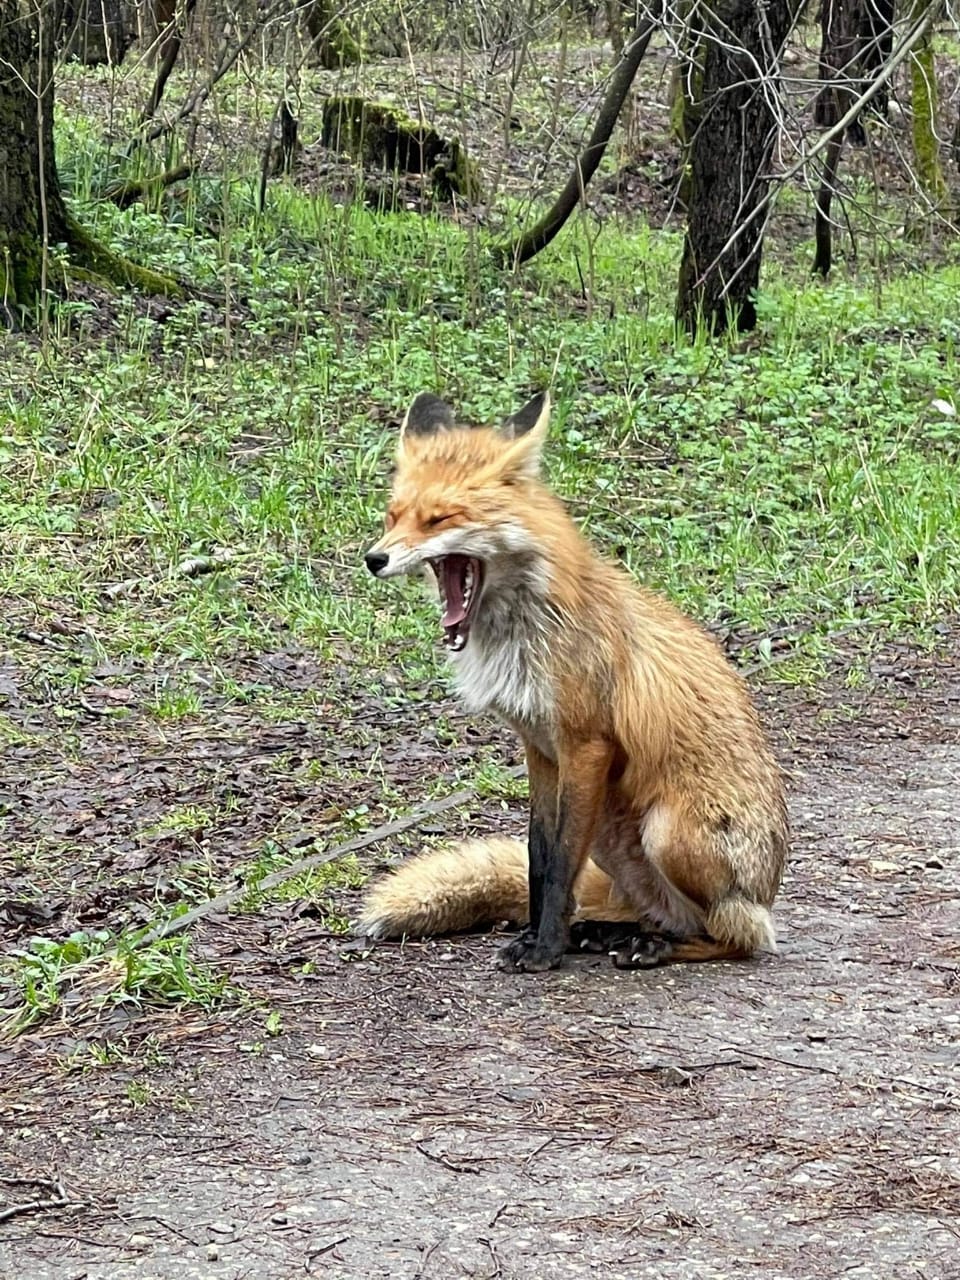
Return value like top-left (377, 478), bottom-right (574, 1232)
top-left (364, 549), bottom-right (389, 577)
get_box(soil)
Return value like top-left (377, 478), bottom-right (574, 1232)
top-left (2, 635), bottom-right (959, 1280)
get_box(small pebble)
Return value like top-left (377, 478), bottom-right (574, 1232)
top-left (289, 1152), bottom-right (312, 1167)
top-left (206, 1244), bottom-right (220, 1262)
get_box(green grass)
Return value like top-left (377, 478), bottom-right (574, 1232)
top-left (4, 182), bottom-right (958, 677)
top-left (234, 844), bottom-right (367, 932)
top-left (4, 79), bottom-right (956, 681)
top-left (0, 929), bottom-right (230, 1039)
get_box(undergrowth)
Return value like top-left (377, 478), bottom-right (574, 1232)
top-left (4, 149), bottom-right (959, 678)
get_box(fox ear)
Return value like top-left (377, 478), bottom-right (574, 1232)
top-left (499, 391), bottom-right (551, 479)
top-left (400, 392), bottom-right (456, 439)
top-left (503, 390), bottom-right (550, 440)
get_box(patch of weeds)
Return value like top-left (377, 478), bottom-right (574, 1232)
top-left (234, 842), bottom-right (366, 931)
top-left (0, 929), bottom-right (232, 1039)
top-left (765, 654), bottom-right (831, 687)
top-left (471, 759), bottom-right (528, 802)
top-left (86, 1041), bottom-right (130, 1067)
top-left (816, 702), bottom-right (863, 726)
top-left (300, 758), bottom-right (326, 782)
top-left (147, 685), bottom-right (205, 720)
top-left (0, 713), bottom-right (37, 747)
top-left (147, 805), bottom-right (214, 836)
top-left (126, 1079), bottom-right (154, 1106)
top-left (843, 663), bottom-right (870, 690)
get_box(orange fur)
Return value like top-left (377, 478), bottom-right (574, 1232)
top-left (358, 392), bottom-right (788, 970)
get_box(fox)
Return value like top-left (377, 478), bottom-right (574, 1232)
top-left (359, 389), bottom-right (788, 973)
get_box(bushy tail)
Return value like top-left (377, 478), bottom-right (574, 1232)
top-left (706, 895), bottom-right (778, 954)
top-left (661, 899), bottom-right (777, 964)
top-left (356, 838), bottom-right (619, 940)
top-left (356, 838), bottom-right (530, 939)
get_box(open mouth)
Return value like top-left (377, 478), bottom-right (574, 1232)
top-left (431, 555), bottom-right (484, 652)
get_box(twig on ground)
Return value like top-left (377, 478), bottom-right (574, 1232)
top-left (138, 764), bottom-right (527, 947)
top-left (0, 1175), bottom-right (86, 1224)
top-left (415, 1142), bottom-right (484, 1174)
top-left (414, 1240), bottom-right (439, 1279)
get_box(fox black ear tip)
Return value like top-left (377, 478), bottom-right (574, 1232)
top-left (505, 389), bottom-right (552, 438)
top-left (402, 392), bottom-right (456, 437)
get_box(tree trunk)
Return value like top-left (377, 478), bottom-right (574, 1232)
top-left (812, 0), bottom-right (863, 276)
top-left (155, 0), bottom-right (177, 62)
top-left (676, 0), bottom-right (798, 336)
top-left (909, 0), bottom-right (947, 205)
top-left (0, 0), bottom-right (181, 325)
top-left (667, 0), bottom-right (705, 209)
top-left (814, 0), bottom-right (864, 133)
top-left (58, 0), bottom-right (136, 66)
top-left (1, 0), bottom-right (72, 317)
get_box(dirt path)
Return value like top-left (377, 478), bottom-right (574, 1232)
top-left (2, 652), bottom-right (959, 1280)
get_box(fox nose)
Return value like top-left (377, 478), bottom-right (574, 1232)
top-left (365, 550), bottom-right (389, 577)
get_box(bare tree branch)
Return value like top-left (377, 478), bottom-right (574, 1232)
top-left (495, 2), bottom-right (663, 267)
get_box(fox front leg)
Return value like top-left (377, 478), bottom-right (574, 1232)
top-left (496, 744), bottom-right (560, 971)
top-left (497, 738), bottom-right (613, 974)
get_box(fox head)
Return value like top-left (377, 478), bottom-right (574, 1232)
top-left (364, 390), bottom-right (551, 652)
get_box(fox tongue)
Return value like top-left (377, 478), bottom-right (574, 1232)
top-left (439, 555), bottom-right (469, 628)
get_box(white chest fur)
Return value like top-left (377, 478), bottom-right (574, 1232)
top-left (449, 607), bottom-right (556, 753)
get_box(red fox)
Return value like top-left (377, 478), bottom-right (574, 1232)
top-left (360, 391), bottom-right (788, 972)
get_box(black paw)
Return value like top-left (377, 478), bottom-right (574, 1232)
top-left (610, 932), bottom-right (679, 969)
top-left (570, 920), bottom-right (638, 954)
top-left (496, 930), bottom-right (565, 973)
top-left (570, 922), bottom-right (682, 970)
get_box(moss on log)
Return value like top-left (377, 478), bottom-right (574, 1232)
top-left (910, 33), bottom-right (948, 205)
top-left (65, 215), bottom-right (184, 296)
top-left (320, 96), bottom-right (481, 201)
